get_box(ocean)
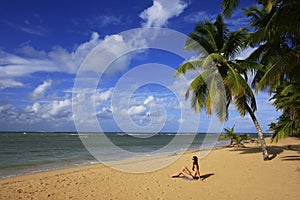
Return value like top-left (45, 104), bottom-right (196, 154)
top-left (0, 132), bottom-right (231, 178)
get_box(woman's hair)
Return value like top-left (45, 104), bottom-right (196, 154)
top-left (192, 156), bottom-right (199, 170)
top-left (192, 156), bottom-right (198, 164)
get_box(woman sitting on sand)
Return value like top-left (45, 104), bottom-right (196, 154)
top-left (171, 156), bottom-right (202, 180)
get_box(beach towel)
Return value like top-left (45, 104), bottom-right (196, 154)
top-left (182, 177), bottom-right (199, 181)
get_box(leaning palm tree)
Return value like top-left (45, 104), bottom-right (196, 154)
top-left (175, 14), bottom-right (270, 160)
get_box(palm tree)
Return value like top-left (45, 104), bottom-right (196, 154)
top-left (224, 125), bottom-right (236, 145)
top-left (232, 134), bottom-right (246, 147)
top-left (268, 81), bottom-right (300, 142)
top-left (175, 14), bottom-right (270, 160)
top-left (244, 1), bottom-right (300, 141)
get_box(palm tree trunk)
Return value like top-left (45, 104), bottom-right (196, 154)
top-left (248, 109), bottom-right (270, 160)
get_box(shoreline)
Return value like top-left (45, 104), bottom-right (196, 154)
top-left (0, 136), bottom-right (231, 179)
top-left (1, 137), bottom-right (299, 200)
top-left (0, 141), bottom-right (229, 180)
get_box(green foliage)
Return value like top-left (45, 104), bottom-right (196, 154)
top-left (269, 81), bottom-right (300, 142)
top-left (223, 125), bottom-right (235, 145)
top-left (222, 126), bottom-right (250, 147)
top-left (241, 0), bottom-right (300, 142)
top-left (222, 0), bottom-right (240, 18)
top-left (175, 14), bottom-right (258, 122)
top-left (232, 134), bottom-right (246, 147)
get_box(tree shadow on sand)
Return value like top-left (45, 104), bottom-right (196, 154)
top-left (228, 144), bottom-right (300, 161)
top-left (200, 173), bottom-right (214, 180)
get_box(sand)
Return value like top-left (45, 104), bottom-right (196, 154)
top-left (0, 137), bottom-right (299, 200)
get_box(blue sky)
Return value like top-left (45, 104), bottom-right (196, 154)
top-left (0, 0), bottom-right (280, 132)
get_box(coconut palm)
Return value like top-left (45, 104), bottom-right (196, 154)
top-left (244, 1), bottom-right (300, 141)
top-left (175, 14), bottom-right (270, 160)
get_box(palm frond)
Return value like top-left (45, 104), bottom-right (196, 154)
top-left (235, 59), bottom-right (264, 72)
top-left (256, 48), bottom-right (300, 92)
top-left (186, 68), bottom-right (227, 121)
top-left (185, 33), bottom-right (213, 53)
top-left (224, 64), bottom-right (246, 96)
top-left (222, 28), bottom-right (248, 58)
top-left (205, 71), bottom-right (227, 121)
top-left (175, 60), bottom-right (202, 76)
top-left (258, 0), bottom-right (278, 12)
top-left (214, 14), bottom-right (229, 50)
top-left (225, 63), bottom-right (257, 115)
top-left (271, 119), bottom-right (300, 143)
top-left (222, 0), bottom-right (240, 18)
top-left (202, 53), bottom-right (226, 70)
top-left (263, 0), bottom-right (300, 40)
top-left (194, 21), bottom-right (218, 52)
top-left (186, 71), bottom-right (209, 113)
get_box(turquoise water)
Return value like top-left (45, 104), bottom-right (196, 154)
top-left (0, 132), bottom-right (230, 178)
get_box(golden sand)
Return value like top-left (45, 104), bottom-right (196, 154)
top-left (0, 137), bottom-right (299, 200)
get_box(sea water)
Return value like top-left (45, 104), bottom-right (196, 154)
top-left (0, 132), bottom-right (230, 178)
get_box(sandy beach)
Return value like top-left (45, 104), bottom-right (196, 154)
top-left (0, 137), bottom-right (299, 200)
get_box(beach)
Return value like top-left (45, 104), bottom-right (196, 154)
top-left (0, 137), bottom-right (299, 200)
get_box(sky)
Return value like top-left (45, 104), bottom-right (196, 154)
top-left (0, 0), bottom-right (281, 133)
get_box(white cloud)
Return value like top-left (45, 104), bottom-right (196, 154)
top-left (0, 51), bottom-right (58, 78)
top-left (87, 15), bottom-right (122, 28)
top-left (25, 102), bottom-right (41, 113)
top-left (140, 0), bottom-right (188, 27)
top-left (16, 45), bottom-right (47, 58)
top-left (0, 104), bottom-right (12, 113)
top-left (144, 95), bottom-right (154, 105)
top-left (95, 88), bottom-right (113, 102)
top-left (46, 99), bottom-right (72, 119)
top-left (29, 80), bottom-right (52, 100)
top-left (0, 79), bottom-right (24, 89)
top-left (128, 105), bottom-right (147, 115)
top-left (97, 106), bottom-right (112, 119)
top-left (80, 33), bottom-right (140, 75)
top-left (0, 97), bottom-right (74, 130)
top-left (0, 32), bottom-right (101, 87)
top-left (183, 11), bottom-right (215, 23)
top-left (4, 20), bottom-right (47, 36)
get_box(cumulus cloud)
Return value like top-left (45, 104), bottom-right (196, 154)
top-left (128, 105), bottom-right (147, 115)
top-left (29, 80), bottom-right (52, 100)
top-left (45, 99), bottom-right (72, 119)
top-left (140, 0), bottom-right (188, 27)
top-left (81, 33), bottom-right (140, 75)
top-left (25, 102), bottom-right (41, 113)
top-left (97, 106), bottom-right (112, 119)
top-left (144, 95), bottom-right (154, 105)
top-left (0, 98), bottom-right (74, 130)
top-left (95, 88), bottom-right (113, 102)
